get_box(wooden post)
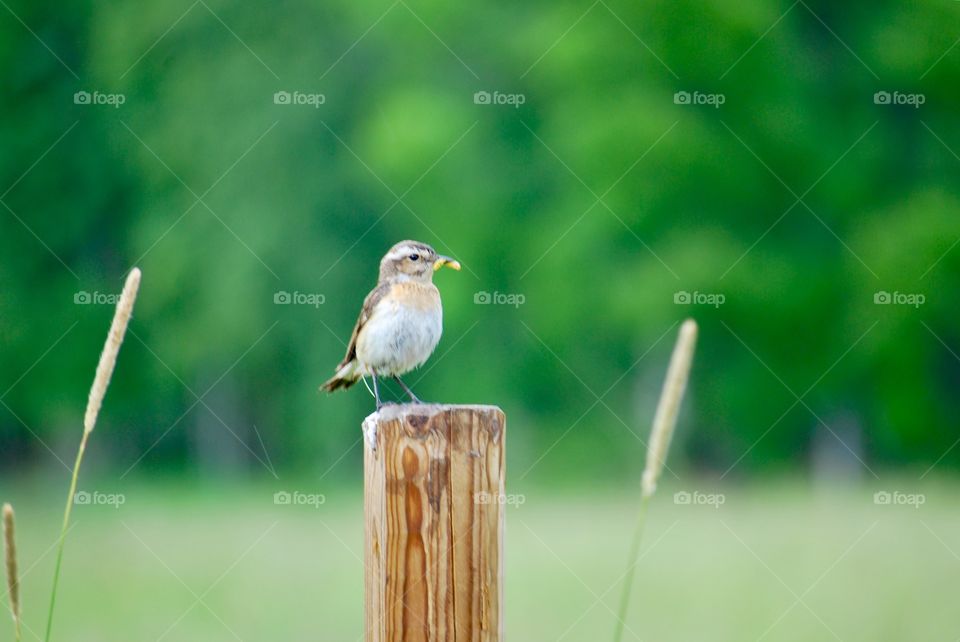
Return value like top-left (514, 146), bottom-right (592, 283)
top-left (363, 404), bottom-right (505, 642)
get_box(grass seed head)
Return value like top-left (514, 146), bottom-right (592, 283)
top-left (3, 503), bottom-right (20, 638)
top-left (83, 268), bottom-right (141, 435)
top-left (641, 319), bottom-right (698, 498)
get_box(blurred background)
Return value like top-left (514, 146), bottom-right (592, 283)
top-left (1, 0), bottom-right (958, 640)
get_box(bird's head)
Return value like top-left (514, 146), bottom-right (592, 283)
top-left (378, 240), bottom-right (461, 284)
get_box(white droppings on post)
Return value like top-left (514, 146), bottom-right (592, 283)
top-left (362, 412), bottom-right (379, 453)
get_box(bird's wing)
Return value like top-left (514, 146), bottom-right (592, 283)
top-left (336, 282), bottom-right (391, 369)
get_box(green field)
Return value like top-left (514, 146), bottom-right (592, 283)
top-left (3, 478), bottom-right (956, 641)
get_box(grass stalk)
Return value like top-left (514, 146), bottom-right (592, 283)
top-left (613, 318), bottom-right (698, 642)
top-left (3, 503), bottom-right (20, 642)
top-left (44, 268), bottom-right (141, 642)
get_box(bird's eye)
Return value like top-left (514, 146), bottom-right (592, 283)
top-left (409, 254), bottom-right (420, 261)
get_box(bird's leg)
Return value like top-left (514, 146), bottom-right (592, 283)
top-left (394, 376), bottom-right (422, 404)
top-left (372, 373), bottom-right (383, 410)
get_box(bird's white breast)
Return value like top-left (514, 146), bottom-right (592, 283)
top-left (355, 285), bottom-right (443, 376)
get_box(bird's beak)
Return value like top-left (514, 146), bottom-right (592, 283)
top-left (433, 255), bottom-right (461, 272)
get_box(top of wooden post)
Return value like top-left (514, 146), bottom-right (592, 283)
top-left (362, 403), bottom-right (504, 451)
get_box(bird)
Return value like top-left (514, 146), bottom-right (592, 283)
top-left (321, 240), bottom-right (461, 408)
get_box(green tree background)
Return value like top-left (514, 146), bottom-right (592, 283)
top-left (2, 0), bottom-right (958, 484)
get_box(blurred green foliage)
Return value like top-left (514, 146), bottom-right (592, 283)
top-left (1, 0), bottom-right (958, 482)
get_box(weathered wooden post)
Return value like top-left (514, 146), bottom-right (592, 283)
top-left (363, 404), bottom-right (505, 641)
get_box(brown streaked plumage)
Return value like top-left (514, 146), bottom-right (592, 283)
top-left (321, 240), bottom-right (461, 407)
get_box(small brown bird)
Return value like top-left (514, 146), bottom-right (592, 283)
top-left (321, 240), bottom-right (461, 408)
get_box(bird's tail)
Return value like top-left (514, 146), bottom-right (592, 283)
top-left (320, 360), bottom-right (360, 393)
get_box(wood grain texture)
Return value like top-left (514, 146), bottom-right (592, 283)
top-left (363, 404), bottom-right (505, 642)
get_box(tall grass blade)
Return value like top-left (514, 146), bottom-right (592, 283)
top-left (44, 268), bottom-right (141, 642)
top-left (613, 318), bottom-right (698, 642)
